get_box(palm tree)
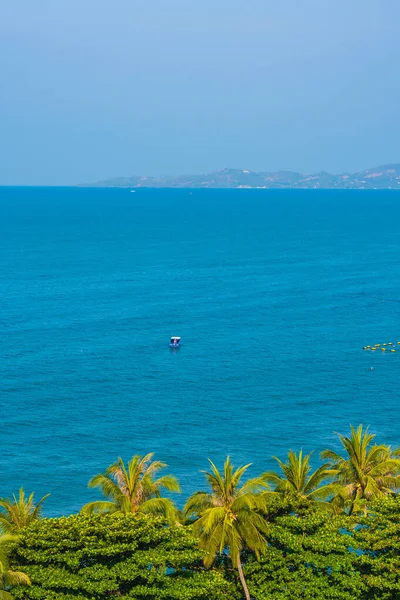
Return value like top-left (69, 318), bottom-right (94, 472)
top-left (0, 533), bottom-right (30, 600)
top-left (263, 449), bottom-right (336, 507)
top-left (184, 457), bottom-right (269, 600)
top-left (321, 424), bottom-right (400, 514)
top-left (81, 453), bottom-right (180, 521)
top-left (0, 489), bottom-right (49, 533)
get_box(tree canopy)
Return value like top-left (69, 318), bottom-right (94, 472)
top-left (353, 495), bottom-right (400, 599)
top-left (184, 457), bottom-right (269, 600)
top-left (0, 489), bottom-right (49, 534)
top-left (81, 454), bottom-right (180, 522)
top-left (321, 425), bottom-right (400, 514)
top-left (244, 507), bottom-right (364, 599)
top-left (10, 513), bottom-right (235, 600)
top-left (263, 449), bottom-right (336, 507)
top-left (0, 533), bottom-right (30, 600)
top-left (5, 426), bottom-right (400, 600)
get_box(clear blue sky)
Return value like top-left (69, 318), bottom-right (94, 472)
top-left (1, 0), bottom-right (399, 185)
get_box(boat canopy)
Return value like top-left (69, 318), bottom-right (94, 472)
top-left (170, 336), bottom-right (181, 340)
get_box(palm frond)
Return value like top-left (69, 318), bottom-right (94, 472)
top-left (183, 492), bottom-right (213, 518)
top-left (187, 456), bottom-right (269, 577)
top-left (80, 501), bottom-right (117, 515)
top-left (3, 570), bottom-right (31, 586)
top-left (320, 449), bottom-right (344, 463)
top-left (240, 476), bottom-right (270, 495)
top-left (151, 474), bottom-right (181, 494)
top-left (139, 498), bottom-right (178, 522)
top-left (0, 489), bottom-right (49, 533)
top-left (304, 464), bottom-right (335, 494)
top-left (88, 474), bottom-right (124, 501)
top-left (30, 494), bottom-right (50, 521)
top-left (85, 453), bottom-right (179, 515)
top-left (321, 425), bottom-right (400, 509)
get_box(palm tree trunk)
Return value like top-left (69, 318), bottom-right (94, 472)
top-left (237, 556), bottom-right (251, 600)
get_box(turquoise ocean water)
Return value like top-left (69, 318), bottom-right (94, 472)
top-left (1, 187), bottom-right (400, 515)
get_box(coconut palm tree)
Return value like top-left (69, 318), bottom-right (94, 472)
top-left (0, 533), bottom-right (30, 599)
top-left (0, 489), bottom-right (49, 534)
top-left (81, 453), bottom-right (180, 521)
top-left (321, 425), bottom-right (400, 515)
top-left (184, 457), bottom-right (269, 600)
top-left (263, 449), bottom-right (336, 507)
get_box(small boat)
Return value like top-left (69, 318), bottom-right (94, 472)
top-left (169, 336), bottom-right (181, 348)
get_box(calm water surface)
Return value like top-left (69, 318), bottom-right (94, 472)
top-left (1, 187), bottom-right (400, 514)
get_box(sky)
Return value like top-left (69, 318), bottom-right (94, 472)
top-left (0, 0), bottom-right (399, 185)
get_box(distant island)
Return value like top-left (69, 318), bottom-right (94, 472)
top-left (81, 163), bottom-right (400, 189)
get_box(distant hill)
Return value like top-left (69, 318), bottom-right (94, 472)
top-left (81, 164), bottom-right (400, 189)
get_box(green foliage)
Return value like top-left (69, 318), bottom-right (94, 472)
top-left (5, 427), bottom-right (400, 599)
top-left (245, 508), bottom-right (364, 599)
top-left (321, 425), bottom-right (400, 514)
top-left (0, 533), bottom-right (30, 600)
top-left (81, 453), bottom-right (181, 522)
top-left (184, 458), bottom-right (269, 566)
top-left (354, 495), bottom-right (400, 599)
top-left (263, 449), bottom-right (337, 507)
top-left (0, 489), bottom-right (49, 534)
top-left (184, 457), bottom-right (269, 600)
top-left (10, 513), bottom-right (235, 600)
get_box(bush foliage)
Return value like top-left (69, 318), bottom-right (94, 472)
top-left (3, 425), bottom-right (400, 599)
top-left (10, 513), bottom-right (236, 599)
top-left (6, 499), bottom-right (400, 599)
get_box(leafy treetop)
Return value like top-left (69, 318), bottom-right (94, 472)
top-left (11, 512), bottom-right (236, 600)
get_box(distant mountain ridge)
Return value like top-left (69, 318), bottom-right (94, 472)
top-left (82, 164), bottom-right (400, 189)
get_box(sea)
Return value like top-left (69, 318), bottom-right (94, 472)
top-left (1, 187), bottom-right (400, 516)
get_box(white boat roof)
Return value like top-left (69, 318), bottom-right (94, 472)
top-left (171, 336), bottom-right (181, 339)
